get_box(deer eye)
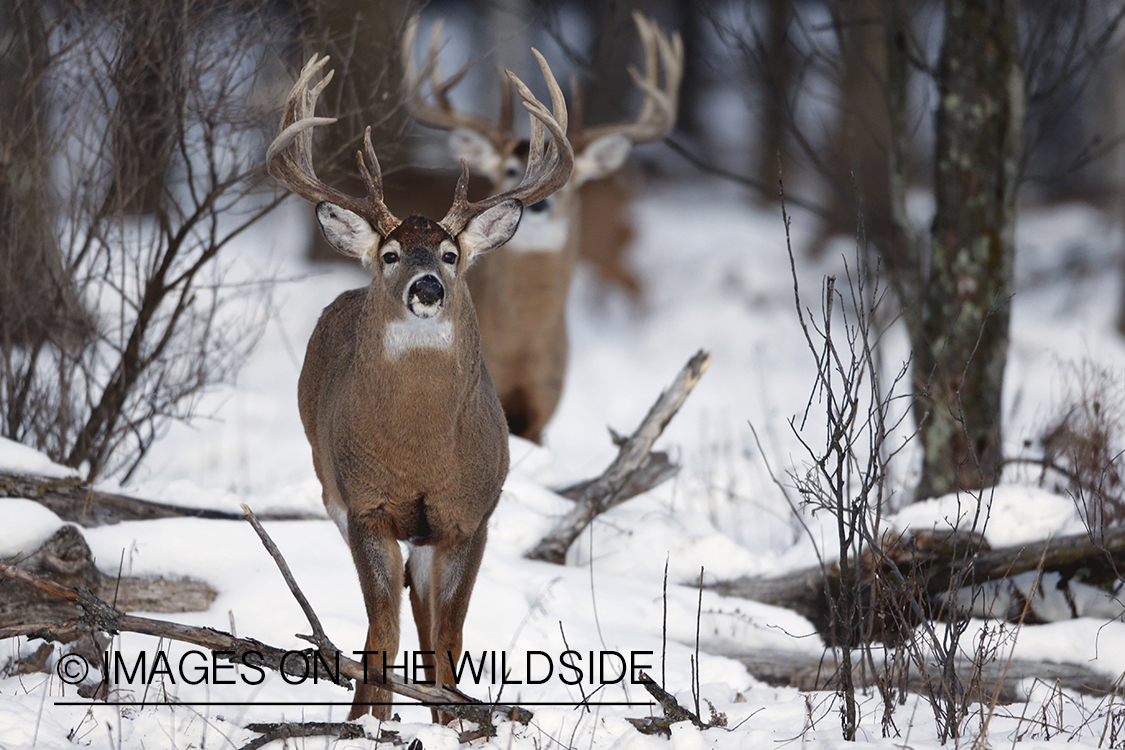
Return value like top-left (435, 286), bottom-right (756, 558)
top-left (442, 251), bottom-right (458, 265)
top-left (382, 251), bottom-right (399, 265)
top-left (505, 166), bottom-right (520, 179)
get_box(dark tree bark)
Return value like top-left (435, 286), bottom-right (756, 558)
top-left (293, 0), bottom-right (409, 175)
top-left (104, 0), bottom-right (185, 215)
top-left (577, 0), bottom-right (647, 129)
top-left (914, 0), bottom-right (1022, 500)
top-left (672, 0), bottom-right (711, 146)
top-left (292, 0), bottom-right (410, 262)
top-left (753, 0), bottom-right (793, 197)
top-left (811, 0), bottom-right (895, 256)
top-left (0, 0), bottom-right (89, 350)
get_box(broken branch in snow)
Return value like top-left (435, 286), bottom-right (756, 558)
top-left (526, 350), bottom-right (711, 564)
top-left (556, 448), bottom-right (679, 504)
top-left (0, 470), bottom-right (318, 527)
top-left (636, 670), bottom-right (707, 728)
top-left (0, 562), bottom-right (533, 725)
top-left (239, 721), bottom-right (398, 750)
top-left (240, 504), bottom-right (335, 656)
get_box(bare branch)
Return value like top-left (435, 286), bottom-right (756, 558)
top-left (525, 350), bottom-right (711, 564)
top-left (0, 562), bottom-right (533, 725)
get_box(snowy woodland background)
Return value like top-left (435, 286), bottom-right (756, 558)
top-left (3, 1), bottom-right (1125, 748)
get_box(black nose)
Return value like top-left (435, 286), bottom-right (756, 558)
top-left (528, 199), bottom-right (549, 214)
top-left (409, 275), bottom-right (444, 306)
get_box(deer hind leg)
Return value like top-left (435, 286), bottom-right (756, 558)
top-left (416, 526), bottom-right (486, 724)
top-left (347, 517), bottom-right (404, 721)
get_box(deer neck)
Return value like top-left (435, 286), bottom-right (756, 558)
top-left (355, 287), bottom-right (481, 415)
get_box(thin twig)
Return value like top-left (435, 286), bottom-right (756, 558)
top-left (240, 504), bottom-right (332, 654)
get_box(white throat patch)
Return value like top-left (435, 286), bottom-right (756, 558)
top-left (383, 316), bottom-right (454, 358)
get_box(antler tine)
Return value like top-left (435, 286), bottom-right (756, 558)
top-left (497, 64), bottom-right (515, 136)
top-left (514, 50), bottom-right (569, 184)
top-left (440, 49), bottom-right (574, 236)
top-left (403, 14), bottom-right (513, 150)
top-left (267, 54), bottom-right (401, 236)
top-left (571, 13), bottom-right (684, 150)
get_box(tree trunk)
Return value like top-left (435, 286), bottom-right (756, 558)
top-left (914, 0), bottom-right (1022, 500)
top-left (294, 0), bottom-right (410, 262)
top-left (295, 0), bottom-right (410, 173)
top-left (0, 1), bottom-right (89, 351)
top-left (753, 0), bottom-right (793, 198)
top-left (104, 0), bottom-right (184, 215)
top-left (578, 0), bottom-right (647, 128)
top-left (810, 0), bottom-right (894, 257)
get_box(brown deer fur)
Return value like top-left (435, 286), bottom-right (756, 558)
top-left (405, 12), bottom-right (682, 444)
top-left (299, 216), bottom-right (509, 720)
top-left (267, 53), bottom-right (573, 721)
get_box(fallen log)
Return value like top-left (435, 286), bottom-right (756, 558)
top-left (1, 470), bottom-right (317, 527)
top-left (0, 524), bottom-right (218, 685)
top-left (0, 525), bottom-right (218, 630)
top-left (714, 647), bottom-right (1122, 703)
top-left (709, 527), bottom-right (1125, 642)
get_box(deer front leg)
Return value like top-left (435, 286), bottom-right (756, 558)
top-left (348, 518), bottom-right (404, 721)
top-left (428, 524), bottom-right (489, 722)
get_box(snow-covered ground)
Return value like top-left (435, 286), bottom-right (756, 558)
top-left (3, 176), bottom-right (1125, 750)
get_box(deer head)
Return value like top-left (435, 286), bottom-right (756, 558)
top-left (268, 53), bottom-right (572, 721)
top-left (402, 13), bottom-right (682, 443)
top-left (405, 13), bottom-right (680, 241)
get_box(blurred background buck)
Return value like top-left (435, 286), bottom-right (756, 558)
top-left (404, 11), bottom-right (683, 444)
top-left (267, 53), bottom-right (573, 720)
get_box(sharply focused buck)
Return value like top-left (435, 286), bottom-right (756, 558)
top-left (267, 54), bottom-right (573, 720)
top-left (405, 13), bottom-right (683, 444)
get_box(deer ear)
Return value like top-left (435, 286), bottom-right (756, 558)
top-left (316, 202), bottom-right (380, 265)
top-left (573, 134), bottom-right (632, 185)
top-left (459, 200), bottom-right (522, 259)
top-left (449, 128), bottom-right (503, 174)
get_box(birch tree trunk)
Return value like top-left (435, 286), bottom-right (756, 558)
top-left (914, 0), bottom-right (1023, 500)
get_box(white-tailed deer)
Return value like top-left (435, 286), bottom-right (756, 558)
top-left (404, 13), bottom-right (683, 444)
top-left (267, 53), bottom-right (573, 721)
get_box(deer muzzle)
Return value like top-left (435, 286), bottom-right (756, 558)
top-left (407, 274), bottom-right (445, 317)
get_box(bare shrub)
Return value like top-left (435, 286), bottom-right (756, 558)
top-left (0, 0), bottom-right (296, 481)
top-left (1038, 360), bottom-right (1125, 531)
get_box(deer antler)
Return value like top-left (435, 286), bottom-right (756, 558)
top-left (439, 49), bottom-right (574, 236)
top-left (571, 11), bottom-right (684, 151)
top-left (403, 17), bottom-right (516, 153)
top-left (266, 54), bottom-right (401, 236)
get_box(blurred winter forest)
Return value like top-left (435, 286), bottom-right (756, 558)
top-left (2, 0), bottom-right (1125, 500)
